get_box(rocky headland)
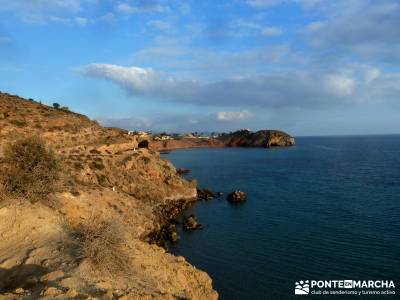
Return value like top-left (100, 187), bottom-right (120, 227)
top-left (151, 129), bottom-right (295, 151)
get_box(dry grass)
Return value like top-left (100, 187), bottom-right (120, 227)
top-left (0, 136), bottom-right (60, 203)
top-left (71, 217), bottom-right (131, 276)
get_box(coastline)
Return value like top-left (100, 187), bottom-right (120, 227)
top-left (0, 92), bottom-right (294, 299)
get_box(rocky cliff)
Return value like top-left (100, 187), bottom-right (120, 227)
top-left (0, 92), bottom-right (218, 300)
top-left (151, 138), bottom-right (224, 151)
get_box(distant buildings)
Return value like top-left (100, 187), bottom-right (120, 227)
top-left (127, 130), bottom-right (150, 137)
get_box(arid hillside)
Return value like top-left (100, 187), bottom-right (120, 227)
top-left (0, 92), bottom-right (218, 300)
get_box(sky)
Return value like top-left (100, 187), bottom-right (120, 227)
top-left (0, 0), bottom-right (399, 136)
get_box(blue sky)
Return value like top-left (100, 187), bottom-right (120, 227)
top-left (0, 0), bottom-right (399, 136)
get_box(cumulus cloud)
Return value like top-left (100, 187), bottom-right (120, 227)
top-left (79, 63), bottom-right (400, 108)
top-left (79, 64), bottom-right (196, 96)
top-left (217, 110), bottom-right (253, 121)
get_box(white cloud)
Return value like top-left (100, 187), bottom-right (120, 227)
top-left (364, 67), bottom-right (381, 83)
top-left (79, 63), bottom-right (400, 109)
top-left (75, 17), bottom-right (88, 26)
top-left (324, 74), bottom-right (355, 96)
top-left (99, 12), bottom-right (115, 23)
top-left (115, 3), bottom-right (137, 14)
top-left (147, 19), bottom-right (172, 31)
top-left (217, 110), bottom-right (253, 121)
top-left (115, 1), bottom-right (170, 14)
top-left (246, 0), bottom-right (285, 8)
top-left (262, 26), bottom-right (283, 36)
top-left (79, 64), bottom-right (192, 95)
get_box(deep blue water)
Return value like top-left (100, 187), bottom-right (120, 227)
top-left (164, 136), bottom-right (400, 300)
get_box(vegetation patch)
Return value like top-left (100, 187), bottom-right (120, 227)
top-left (9, 119), bottom-right (27, 127)
top-left (0, 136), bottom-right (60, 202)
top-left (89, 161), bottom-right (105, 170)
top-left (71, 217), bottom-right (131, 275)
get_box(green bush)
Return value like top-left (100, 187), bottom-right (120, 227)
top-left (0, 136), bottom-right (60, 202)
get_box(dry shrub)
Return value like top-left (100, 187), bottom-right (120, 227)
top-left (0, 136), bottom-right (60, 202)
top-left (9, 119), bottom-right (27, 127)
top-left (72, 217), bottom-right (131, 276)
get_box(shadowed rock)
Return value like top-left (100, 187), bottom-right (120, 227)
top-left (227, 190), bottom-right (247, 203)
top-left (183, 215), bottom-right (202, 230)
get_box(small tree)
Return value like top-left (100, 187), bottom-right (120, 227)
top-left (53, 102), bottom-right (60, 109)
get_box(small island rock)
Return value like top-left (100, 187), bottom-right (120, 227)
top-left (183, 215), bottom-right (202, 230)
top-left (227, 190), bottom-right (247, 203)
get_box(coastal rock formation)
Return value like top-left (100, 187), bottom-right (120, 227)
top-left (151, 138), bottom-right (224, 151)
top-left (198, 188), bottom-right (215, 200)
top-left (218, 129), bottom-right (295, 148)
top-left (177, 167), bottom-right (190, 175)
top-left (0, 92), bottom-right (218, 300)
top-left (183, 215), bottom-right (202, 230)
top-left (227, 191), bottom-right (247, 203)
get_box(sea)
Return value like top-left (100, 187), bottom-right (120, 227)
top-left (163, 135), bottom-right (400, 300)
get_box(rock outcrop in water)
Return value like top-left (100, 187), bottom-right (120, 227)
top-left (183, 215), bottom-right (202, 230)
top-left (227, 191), bottom-right (247, 203)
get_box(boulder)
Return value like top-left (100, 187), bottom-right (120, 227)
top-left (177, 168), bottom-right (190, 175)
top-left (167, 224), bottom-right (180, 243)
top-left (227, 190), bottom-right (247, 203)
top-left (182, 215), bottom-right (202, 230)
top-left (197, 188), bottom-right (215, 200)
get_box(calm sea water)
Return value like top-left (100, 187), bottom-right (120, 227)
top-left (165, 135), bottom-right (400, 300)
